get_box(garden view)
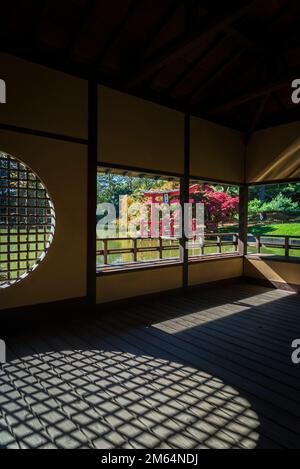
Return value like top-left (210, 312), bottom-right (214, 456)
top-left (96, 171), bottom-right (300, 267)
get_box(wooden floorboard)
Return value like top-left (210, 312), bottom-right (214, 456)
top-left (1, 282), bottom-right (300, 449)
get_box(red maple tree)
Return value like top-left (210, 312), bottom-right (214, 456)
top-left (194, 184), bottom-right (239, 231)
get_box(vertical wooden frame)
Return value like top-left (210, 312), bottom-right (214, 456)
top-left (87, 79), bottom-right (98, 304)
top-left (180, 112), bottom-right (190, 290)
top-left (239, 184), bottom-right (249, 257)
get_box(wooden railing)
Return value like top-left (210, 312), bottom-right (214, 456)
top-left (188, 233), bottom-right (239, 256)
top-left (96, 233), bottom-right (239, 267)
top-left (248, 234), bottom-right (300, 257)
top-left (97, 237), bottom-right (180, 265)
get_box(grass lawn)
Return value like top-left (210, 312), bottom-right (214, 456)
top-left (0, 228), bottom-right (50, 282)
top-left (221, 223), bottom-right (300, 257)
top-left (248, 223), bottom-right (300, 237)
top-left (220, 222), bottom-right (300, 237)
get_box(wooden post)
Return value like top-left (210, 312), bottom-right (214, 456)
top-left (256, 236), bottom-right (261, 254)
top-left (238, 185), bottom-right (248, 256)
top-left (159, 238), bottom-right (163, 260)
top-left (87, 79), bottom-right (98, 305)
top-left (133, 238), bottom-right (138, 262)
top-left (103, 239), bottom-right (108, 265)
top-left (285, 236), bottom-right (289, 257)
top-left (233, 234), bottom-right (238, 252)
top-left (217, 235), bottom-right (222, 254)
top-left (180, 112), bottom-right (190, 291)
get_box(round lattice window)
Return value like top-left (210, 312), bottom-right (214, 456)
top-left (0, 152), bottom-right (55, 288)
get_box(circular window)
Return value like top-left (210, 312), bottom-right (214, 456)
top-left (0, 152), bottom-right (55, 288)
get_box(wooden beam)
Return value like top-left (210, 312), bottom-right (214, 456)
top-left (200, 1), bottom-right (291, 56)
top-left (28, 1), bottom-right (48, 39)
top-left (134, 1), bottom-right (181, 60)
top-left (167, 33), bottom-right (230, 97)
top-left (197, 2), bottom-right (265, 55)
top-left (268, 0), bottom-right (295, 29)
top-left (64, 0), bottom-right (97, 63)
top-left (126, 2), bottom-right (254, 87)
top-left (181, 112), bottom-right (190, 291)
top-left (87, 79), bottom-right (98, 305)
top-left (247, 92), bottom-right (270, 139)
top-left (188, 49), bottom-right (244, 105)
top-left (280, 29), bottom-right (300, 48)
top-left (184, 0), bottom-right (199, 34)
top-left (95, 0), bottom-right (141, 69)
top-left (199, 3), bottom-right (290, 58)
top-left (226, 27), bottom-right (265, 54)
top-left (121, 0), bottom-right (181, 82)
top-left (207, 74), bottom-right (298, 116)
top-left (238, 186), bottom-right (248, 257)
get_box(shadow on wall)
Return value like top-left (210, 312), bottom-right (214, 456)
top-left (1, 284), bottom-right (300, 449)
top-left (252, 135), bottom-right (300, 182)
top-left (245, 258), bottom-right (300, 293)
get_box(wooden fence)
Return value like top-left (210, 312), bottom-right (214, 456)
top-left (97, 233), bottom-right (239, 267)
top-left (248, 234), bottom-right (300, 257)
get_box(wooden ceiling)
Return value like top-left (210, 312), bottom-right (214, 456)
top-left (1, 0), bottom-right (300, 133)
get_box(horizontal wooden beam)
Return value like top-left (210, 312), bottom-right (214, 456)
top-left (126, 2), bottom-right (254, 87)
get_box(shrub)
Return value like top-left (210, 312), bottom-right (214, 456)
top-left (261, 193), bottom-right (299, 213)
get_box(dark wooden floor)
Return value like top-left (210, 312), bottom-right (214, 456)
top-left (1, 282), bottom-right (300, 449)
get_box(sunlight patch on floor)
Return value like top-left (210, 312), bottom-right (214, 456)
top-left (0, 347), bottom-right (260, 449)
top-left (152, 303), bottom-right (250, 334)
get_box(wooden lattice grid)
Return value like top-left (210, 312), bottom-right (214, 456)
top-left (0, 152), bottom-right (55, 288)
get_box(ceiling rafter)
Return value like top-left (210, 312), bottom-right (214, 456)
top-left (268, 0), bottom-right (296, 29)
top-left (280, 29), bottom-right (300, 48)
top-left (145, 0), bottom-right (200, 98)
top-left (167, 33), bottom-right (231, 97)
top-left (207, 73), bottom-right (299, 116)
top-left (125, 2), bottom-right (255, 88)
top-left (94, 0), bottom-right (142, 70)
top-left (184, 0), bottom-right (199, 34)
top-left (224, 1), bottom-right (299, 60)
top-left (197, 2), bottom-right (267, 55)
top-left (188, 49), bottom-right (244, 105)
top-left (121, 0), bottom-right (181, 81)
top-left (225, 27), bottom-right (266, 54)
top-left (0, 1), bottom-right (298, 132)
top-left (64, 0), bottom-right (98, 64)
top-left (199, 1), bottom-right (297, 58)
top-left (28, 1), bottom-right (48, 40)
